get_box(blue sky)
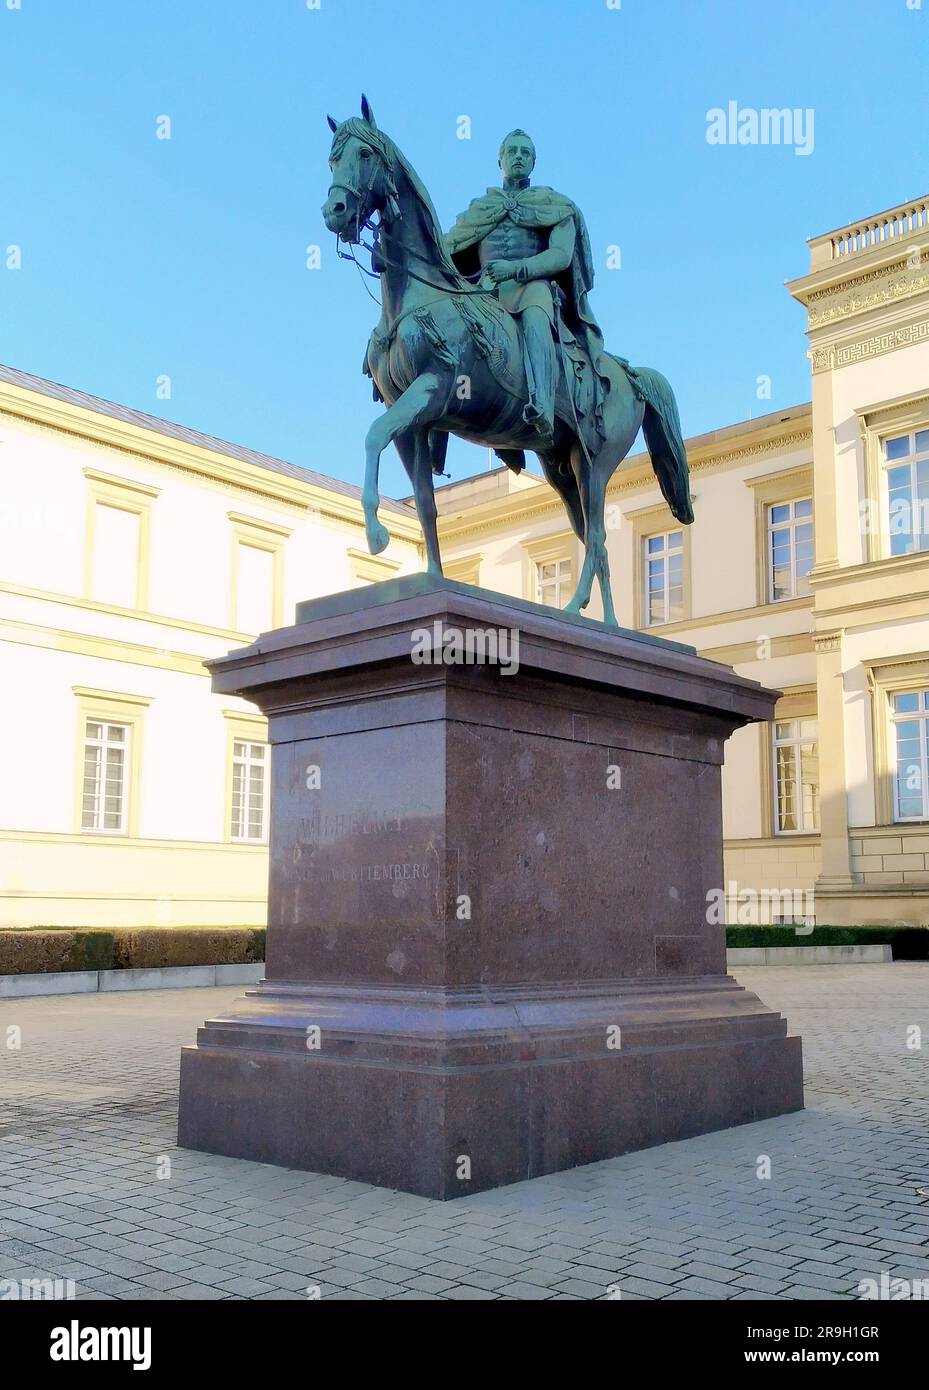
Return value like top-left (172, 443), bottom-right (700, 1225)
top-left (2, 0), bottom-right (927, 499)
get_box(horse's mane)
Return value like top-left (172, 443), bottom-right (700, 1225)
top-left (331, 119), bottom-right (468, 288)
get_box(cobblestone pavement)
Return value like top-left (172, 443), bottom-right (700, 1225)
top-left (1, 964), bottom-right (928, 1300)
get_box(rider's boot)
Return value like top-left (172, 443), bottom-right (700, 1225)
top-left (521, 309), bottom-right (557, 450)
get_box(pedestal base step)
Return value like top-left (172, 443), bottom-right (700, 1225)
top-left (177, 976), bottom-right (804, 1199)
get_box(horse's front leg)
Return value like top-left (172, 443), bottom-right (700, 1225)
top-left (363, 372), bottom-right (444, 556)
top-left (394, 428), bottom-right (443, 578)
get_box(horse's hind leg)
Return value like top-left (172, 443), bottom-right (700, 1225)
top-left (363, 372), bottom-right (444, 556)
top-left (590, 456), bottom-right (617, 626)
top-left (564, 447), bottom-right (617, 624)
top-left (563, 442), bottom-right (595, 615)
top-left (536, 446), bottom-right (585, 543)
top-left (394, 428), bottom-right (442, 578)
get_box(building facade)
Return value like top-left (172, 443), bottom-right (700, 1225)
top-left (2, 193), bottom-right (928, 928)
top-left (0, 366), bottom-right (422, 926)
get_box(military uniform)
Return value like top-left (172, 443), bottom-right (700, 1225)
top-left (476, 217), bottom-right (558, 322)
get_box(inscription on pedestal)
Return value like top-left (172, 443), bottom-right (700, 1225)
top-left (266, 725), bottom-right (445, 981)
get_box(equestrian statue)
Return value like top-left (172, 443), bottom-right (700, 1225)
top-left (322, 96), bottom-right (693, 625)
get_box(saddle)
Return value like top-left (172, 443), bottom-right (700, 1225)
top-left (456, 283), bottom-right (611, 471)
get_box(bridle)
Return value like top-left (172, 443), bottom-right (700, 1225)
top-left (328, 138), bottom-right (495, 299)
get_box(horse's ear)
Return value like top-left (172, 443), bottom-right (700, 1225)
top-left (360, 94), bottom-right (376, 128)
top-left (327, 114), bottom-right (338, 133)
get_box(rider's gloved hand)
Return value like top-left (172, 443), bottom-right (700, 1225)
top-left (484, 260), bottom-right (518, 284)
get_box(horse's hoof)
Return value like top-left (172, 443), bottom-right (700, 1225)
top-left (366, 520), bottom-right (389, 555)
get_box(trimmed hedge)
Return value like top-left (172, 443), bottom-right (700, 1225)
top-left (0, 927), bottom-right (266, 975)
top-left (725, 925), bottom-right (929, 960)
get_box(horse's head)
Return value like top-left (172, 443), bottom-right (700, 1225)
top-left (322, 95), bottom-right (396, 243)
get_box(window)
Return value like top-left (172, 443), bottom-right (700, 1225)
top-left (535, 557), bottom-right (572, 608)
top-left (891, 690), bottom-right (929, 822)
top-left (885, 431), bottom-right (929, 557)
top-left (229, 512), bottom-right (291, 633)
top-left (235, 543), bottom-right (275, 635)
top-left (83, 468), bottom-right (159, 610)
top-left (768, 498), bottom-right (813, 601)
top-left (73, 687), bottom-right (150, 837)
top-left (230, 739), bottom-right (269, 841)
top-left (773, 718), bottom-right (819, 833)
top-left (443, 554), bottom-right (483, 587)
top-left (81, 720), bottom-right (130, 833)
top-left (348, 547), bottom-right (402, 584)
top-left (644, 530), bottom-right (684, 626)
top-left (90, 505), bottom-right (140, 608)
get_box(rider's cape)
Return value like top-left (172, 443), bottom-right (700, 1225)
top-left (445, 186), bottom-right (639, 453)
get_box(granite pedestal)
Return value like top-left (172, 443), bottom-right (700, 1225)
top-left (177, 576), bottom-right (803, 1198)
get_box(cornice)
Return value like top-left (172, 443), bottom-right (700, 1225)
top-left (0, 388), bottom-right (421, 542)
top-left (806, 258), bottom-right (929, 330)
top-left (861, 650), bottom-right (929, 673)
top-left (854, 390), bottom-right (929, 429)
top-left (619, 593), bottom-right (812, 642)
top-left (810, 548), bottom-right (929, 589)
top-left (0, 579), bottom-right (253, 644)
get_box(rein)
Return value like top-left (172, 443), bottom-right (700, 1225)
top-left (330, 138), bottom-right (496, 299)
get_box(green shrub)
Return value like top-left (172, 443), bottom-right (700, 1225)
top-left (0, 927), bottom-right (266, 975)
top-left (725, 925), bottom-right (929, 960)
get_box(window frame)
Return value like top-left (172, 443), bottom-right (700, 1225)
top-left (535, 555), bottom-right (573, 608)
top-left (83, 468), bottom-right (160, 612)
top-left (771, 714), bottom-right (820, 836)
top-left (223, 710), bottom-right (270, 845)
top-left (442, 554), bottom-right (484, 587)
top-left (744, 463), bottom-right (814, 605)
top-left (758, 687), bottom-right (818, 839)
top-left (81, 719), bottom-right (131, 834)
top-left (883, 430), bottom-right (929, 560)
top-left (766, 495), bottom-right (814, 602)
top-left (522, 531), bottom-right (579, 610)
top-left (347, 546), bottom-right (402, 584)
top-left (856, 393), bottom-right (929, 563)
top-left (626, 501), bottom-right (693, 629)
top-left (230, 737), bottom-right (270, 843)
top-left (864, 655), bottom-right (929, 826)
top-left (72, 687), bottom-right (151, 838)
top-left (641, 526), bottom-right (685, 627)
top-left (890, 687), bottom-right (929, 824)
top-left (228, 511), bottom-right (292, 634)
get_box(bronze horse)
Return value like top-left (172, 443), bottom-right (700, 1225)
top-left (322, 97), bottom-right (693, 625)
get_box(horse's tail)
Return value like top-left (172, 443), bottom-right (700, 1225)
top-left (633, 366), bottom-right (694, 525)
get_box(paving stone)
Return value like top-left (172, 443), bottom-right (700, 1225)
top-left (552, 1277), bottom-right (609, 1298)
top-left (606, 1275), bottom-right (673, 1299)
top-left (399, 1274), bottom-right (456, 1295)
top-left (346, 1278), bottom-right (407, 1298)
top-left (732, 1273), bottom-right (788, 1295)
top-left (3, 967), bottom-right (927, 1302)
top-left (674, 1275), bottom-right (739, 1298)
top-left (624, 1262), bottom-right (686, 1284)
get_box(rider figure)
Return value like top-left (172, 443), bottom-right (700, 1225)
top-left (444, 130), bottom-right (577, 448)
